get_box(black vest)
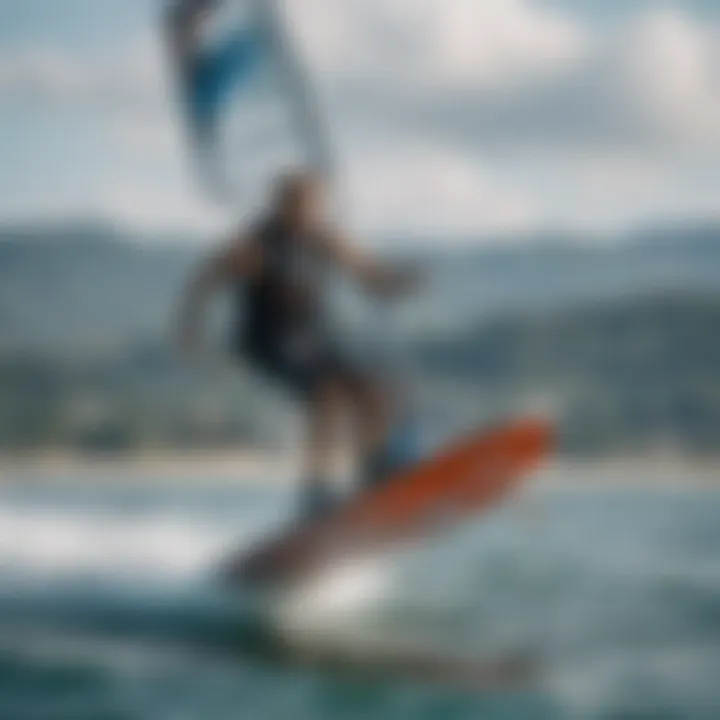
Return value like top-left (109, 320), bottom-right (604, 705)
top-left (239, 218), bottom-right (330, 355)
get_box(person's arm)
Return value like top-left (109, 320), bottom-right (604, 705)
top-left (324, 231), bottom-right (424, 299)
top-left (176, 234), bottom-right (263, 356)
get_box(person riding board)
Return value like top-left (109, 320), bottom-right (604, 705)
top-left (177, 171), bottom-right (422, 518)
top-left (169, 2), bottom-right (422, 517)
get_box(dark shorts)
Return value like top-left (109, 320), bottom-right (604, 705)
top-left (244, 339), bottom-right (371, 399)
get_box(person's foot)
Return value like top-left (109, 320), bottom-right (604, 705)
top-left (362, 418), bottom-right (423, 489)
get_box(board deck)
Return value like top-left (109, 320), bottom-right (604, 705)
top-left (228, 418), bottom-right (553, 587)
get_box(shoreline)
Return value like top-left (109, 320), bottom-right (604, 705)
top-left (0, 450), bottom-right (294, 483)
top-left (1, 450), bottom-right (718, 488)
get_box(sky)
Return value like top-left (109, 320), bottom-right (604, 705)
top-left (0, 0), bottom-right (719, 242)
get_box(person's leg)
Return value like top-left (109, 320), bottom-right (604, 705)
top-left (300, 375), bottom-right (346, 518)
top-left (352, 378), bottom-right (393, 459)
top-left (245, 342), bottom-right (351, 519)
top-left (345, 373), bottom-right (400, 487)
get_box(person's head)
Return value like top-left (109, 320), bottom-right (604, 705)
top-left (272, 170), bottom-right (325, 232)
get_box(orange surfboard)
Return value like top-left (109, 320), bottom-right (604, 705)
top-left (230, 419), bottom-right (553, 587)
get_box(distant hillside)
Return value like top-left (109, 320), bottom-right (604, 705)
top-left (420, 222), bottom-right (720, 333)
top-left (0, 222), bottom-right (201, 357)
top-left (1, 288), bottom-right (719, 457)
top-left (1, 218), bottom-right (719, 457)
top-left (1, 220), bottom-right (720, 355)
top-left (417, 292), bottom-right (720, 455)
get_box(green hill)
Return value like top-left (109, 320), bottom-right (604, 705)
top-left (1, 221), bottom-right (719, 456)
top-left (418, 293), bottom-right (720, 456)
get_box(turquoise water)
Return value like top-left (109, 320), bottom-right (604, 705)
top-left (0, 472), bottom-right (719, 719)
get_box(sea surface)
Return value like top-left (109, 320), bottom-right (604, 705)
top-left (0, 467), bottom-right (719, 719)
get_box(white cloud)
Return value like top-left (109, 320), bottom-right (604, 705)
top-left (306, 2), bottom-right (720, 157)
top-left (345, 143), bottom-right (536, 239)
top-left (611, 9), bottom-right (720, 146)
top-left (1, 0), bottom-right (719, 237)
top-left (0, 33), bottom-right (167, 113)
top-left (291, 0), bottom-right (585, 91)
top-left (87, 181), bottom-right (225, 234)
top-left (1, 1), bottom-right (717, 156)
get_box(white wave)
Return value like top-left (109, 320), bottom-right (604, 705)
top-left (0, 504), bottom-right (264, 586)
top-left (273, 556), bottom-right (396, 638)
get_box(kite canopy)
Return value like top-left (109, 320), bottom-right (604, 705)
top-left (168, 0), bottom-right (332, 208)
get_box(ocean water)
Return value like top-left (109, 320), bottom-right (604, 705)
top-left (0, 469), bottom-right (719, 719)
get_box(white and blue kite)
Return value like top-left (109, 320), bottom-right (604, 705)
top-left (165, 0), bottom-right (333, 205)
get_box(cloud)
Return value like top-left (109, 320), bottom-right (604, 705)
top-left (298, 2), bottom-right (720, 158)
top-left (2, 1), bottom-right (717, 157)
top-left (0, 0), bottom-right (719, 236)
top-left (1, 1), bottom-right (718, 157)
top-left (612, 9), bottom-right (720, 146)
top-left (292, 0), bottom-right (585, 91)
top-left (0, 33), bottom-right (167, 114)
top-left (292, 0), bottom-right (720, 235)
top-left (344, 142), bottom-right (536, 239)
top-left (86, 180), bottom-right (226, 234)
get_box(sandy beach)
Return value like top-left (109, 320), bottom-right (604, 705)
top-left (0, 449), bottom-right (295, 484)
top-left (1, 450), bottom-right (718, 488)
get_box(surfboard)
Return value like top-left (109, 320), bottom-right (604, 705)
top-left (227, 418), bottom-right (553, 587)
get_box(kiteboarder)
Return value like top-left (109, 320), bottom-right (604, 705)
top-left (177, 171), bottom-right (421, 518)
